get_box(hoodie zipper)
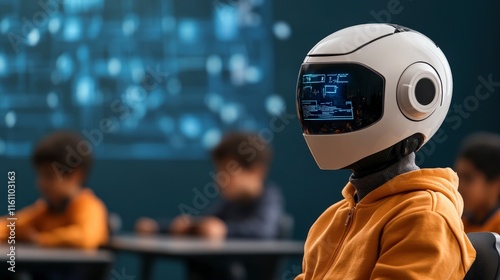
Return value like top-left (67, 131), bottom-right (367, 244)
top-left (317, 206), bottom-right (356, 280)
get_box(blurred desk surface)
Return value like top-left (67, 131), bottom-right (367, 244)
top-left (109, 235), bottom-right (304, 280)
top-left (0, 245), bottom-right (114, 280)
top-left (0, 244), bottom-right (114, 263)
top-left (109, 234), bottom-right (304, 257)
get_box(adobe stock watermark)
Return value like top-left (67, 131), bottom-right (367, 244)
top-left (333, 0), bottom-right (406, 57)
top-left (416, 74), bottom-right (500, 165)
top-left (177, 112), bottom-right (296, 221)
top-left (7, 0), bottom-right (62, 53)
top-left (50, 65), bottom-right (169, 181)
top-left (110, 267), bottom-right (135, 280)
top-left (281, 263), bottom-right (302, 280)
top-left (370, 0), bottom-right (406, 23)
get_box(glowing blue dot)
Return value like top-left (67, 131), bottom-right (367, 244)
top-left (75, 76), bottom-right (95, 105)
top-left (27, 29), bottom-right (40, 46)
top-left (0, 54), bottom-right (6, 75)
top-left (167, 78), bottom-right (182, 95)
top-left (273, 21), bottom-right (292, 40)
top-left (0, 139), bottom-right (5, 155)
top-left (214, 4), bottom-right (238, 40)
top-left (1, 18), bottom-right (11, 34)
top-left (229, 54), bottom-right (246, 70)
top-left (125, 86), bottom-right (147, 105)
top-left (203, 128), bottom-right (222, 148)
top-left (204, 93), bottom-right (224, 112)
top-left (122, 14), bottom-right (139, 36)
top-left (64, 18), bottom-right (81, 41)
top-left (266, 94), bottom-right (286, 116)
top-left (180, 115), bottom-right (202, 139)
top-left (64, 0), bottom-right (103, 13)
top-left (206, 55), bottom-right (222, 75)
top-left (56, 53), bottom-right (74, 80)
top-left (130, 59), bottom-right (145, 83)
top-left (158, 116), bottom-right (175, 134)
top-left (47, 92), bottom-right (59, 109)
top-left (178, 20), bottom-right (198, 43)
top-left (48, 17), bottom-right (61, 34)
top-left (220, 103), bottom-right (239, 123)
top-left (107, 58), bottom-right (121, 76)
top-left (245, 66), bottom-right (262, 83)
top-left (5, 111), bottom-right (16, 128)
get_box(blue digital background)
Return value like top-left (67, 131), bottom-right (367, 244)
top-left (1, 0), bottom-right (500, 279)
top-left (0, 0), bottom-right (287, 159)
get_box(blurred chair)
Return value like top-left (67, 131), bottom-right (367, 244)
top-left (464, 232), bottom-right (500, 280)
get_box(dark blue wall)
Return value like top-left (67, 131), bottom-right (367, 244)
top-left (2, 0), bottom-right (500, 279)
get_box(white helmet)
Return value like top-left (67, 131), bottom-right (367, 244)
top-left (296, 24), bottom-right (452, 170)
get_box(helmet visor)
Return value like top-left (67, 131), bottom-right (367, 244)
top-left (297, 63), bottom-right (385, 135)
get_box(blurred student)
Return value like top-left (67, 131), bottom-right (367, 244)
top-left (0, 132), bottom-right (108, 248)
top-left (137, 133), bottom-right (283, 239)
top-left (456, 132), bottom-right (500, 233)
top-left (136, 132), bottom-right (284, 280)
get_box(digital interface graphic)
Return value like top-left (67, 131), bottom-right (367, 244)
top-left (297, 64), bottom-right (385, 134)
top-left (0, 0), bottom-right (287, 159)
top-left (300, 73), bottom-right (353, 121)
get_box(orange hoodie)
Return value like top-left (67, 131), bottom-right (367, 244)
top-left (1, 189), bottom-right (108, 249)
top-left (296, 168), bottom-right (476, 280)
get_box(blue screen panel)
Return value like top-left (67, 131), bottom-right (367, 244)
top-left (0, 0), bottom-right (281, 159)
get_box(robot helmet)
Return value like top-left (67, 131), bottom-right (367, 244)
top-left (296, 24), bottom-right (452, 170)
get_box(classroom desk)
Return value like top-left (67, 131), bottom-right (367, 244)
top-left (0, 245), bottom-right (114, 280)
top-left (109, 235), bottom-right (304, 280)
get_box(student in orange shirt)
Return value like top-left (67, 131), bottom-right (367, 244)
top-left (0, 131), bottom-right (108, 249)
top-left (456, 132), bottom-right (500, 233)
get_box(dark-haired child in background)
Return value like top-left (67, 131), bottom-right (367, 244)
top-left (136, 132), bottom-right (284, 280)
top-left (0, 132), bottom-right (109, 248)
top-left (456, 132), bottom-right (500, 233)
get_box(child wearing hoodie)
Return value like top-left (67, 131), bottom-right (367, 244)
top-left (456, 132), bottom-right (500, 234)
top-left (294, 23), bottom-right (475, 279)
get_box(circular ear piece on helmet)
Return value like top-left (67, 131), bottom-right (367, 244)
top-left (397, 63), bottom-right (442, 121)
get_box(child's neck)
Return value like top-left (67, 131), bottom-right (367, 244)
top-left (54, 186), bottom-right (83, 206)
top-left (350, 153), bottom-right (419, 201)
top-left (236, 184), bottom-right (264, 202)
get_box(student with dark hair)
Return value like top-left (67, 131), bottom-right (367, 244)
top-left (179, 132), bottom-right (281, 240)
top-left (135, 132), bottom-right (284, 280)
top-left (0, 131), bottom-right (108, 249)
top-left (456, 132), bottom-right (500, 233)
top-left (137, 132), bottom-right (283, 239)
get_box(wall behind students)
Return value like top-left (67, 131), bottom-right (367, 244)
top-left (1, 0), bottom-right (500, 279)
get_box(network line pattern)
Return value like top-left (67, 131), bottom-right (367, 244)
top-left (0, 0), bottom-right (289, 159)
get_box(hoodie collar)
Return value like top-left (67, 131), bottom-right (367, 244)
top-left (342, 168), bottom-right (461, 210)
top-left (349, 153), bottom-right (419, 201)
